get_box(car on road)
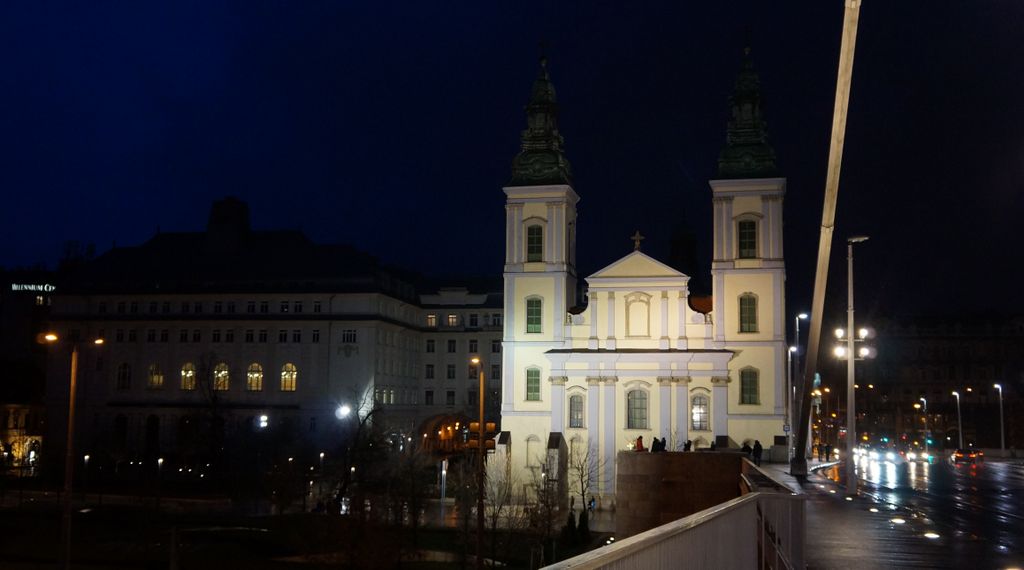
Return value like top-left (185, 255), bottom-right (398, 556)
top-left (951, 448), bottom-right (984, 464)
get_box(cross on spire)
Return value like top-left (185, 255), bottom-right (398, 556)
top-left (631, 230), bottom-right (645, 251)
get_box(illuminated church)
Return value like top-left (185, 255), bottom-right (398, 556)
top-left (497, 52), bottom-right (787, 503)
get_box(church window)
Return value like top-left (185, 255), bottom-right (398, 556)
top-left (180, 363), bottom-right (196, 391)
top-left (147, 364), bottom-right (164, 389)
top-left (738, 220), bottom-right (758, 258)
top-left (247, 363), bottom-right (263, 391)
top-left (569, 395), bottom-right (584, 428)
top-left (625, 292), bottom-right (651, 337)
top-left (526, 298), bottom-right (543, 333)
top-left (526, 436), bottom-right (540, 466)
top-left (740, 368), bottom-right (760, 404)
top-left (527, 225), bottom-right (544, 262)
top-left (627, 390), bottom-right (648, 429)
top-left (739, 294), bottom-right (758, 333)
top-left (213, 363), bottom-right (230, 391)
top-left (691, 394), bottom-right (710, 431)
top-left (426, 314), bottom-right (438, 327)
top-left (526, 368), bottom-right (541, 401)
top-left (280, 363), bottom-right (298, 392)
top-left (116, 363), bottom-right (131, 390)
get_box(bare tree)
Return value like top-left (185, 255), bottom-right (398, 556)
top-left (568, 440), bottom-right (605, 542)
top-left (485, 447), bottom-right (528, 565)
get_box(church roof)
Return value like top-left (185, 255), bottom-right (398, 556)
top-left (587, 250), bottom-right (689, 281)
top-left (717, 46), bottom-right (778, 179)
top-left (508, 56), bottom-right (573, 187)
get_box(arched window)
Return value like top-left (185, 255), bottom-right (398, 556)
top-left (525, 435), bottom-right (540, 466)
top-left (525, 368), bottom-right (541, 401)
top-left (247, 363), bottom-right (263, 391)
top-left (738, 219), bottom-right (758, 259)
top-left (280, 363), bottom-right (298, 392)
top-left (526, 297), bottom-right (543, 333)
top-left (180, 363), bottom-right (196, 391)
top-left (625, 293), bottom-right (651, 337)
top-left (213, 363), bottom-right (230, 391)
top-left (147, 364), bottom-right (164, 389)
top-left (691, 394), bottom-right (710, 431)
top-left (569, 394), bottom-right (584, 428)
top-left (739, 294), bottom-right (758, 333)
top-left (740, 368), bottom-right (759, 405)
top-left (627, 390), bottom-right (648, 429)
top-left (116, 363), bottom-right (131, 390)
top-left (527, 224), bottom-right (544, 262)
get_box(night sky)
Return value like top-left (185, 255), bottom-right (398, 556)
top-left (2, 2), bottom-right (1022, 322)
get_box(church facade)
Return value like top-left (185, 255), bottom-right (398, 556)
top-left (499, 52), bottom-right (786, 502)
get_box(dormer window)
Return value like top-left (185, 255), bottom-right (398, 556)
top-left (738, 220), bottom-right (758, 259)
top-left (527, 225), bottom-right (544, 262)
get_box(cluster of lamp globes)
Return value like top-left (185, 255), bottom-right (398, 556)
top-left (832, 327), bottom-right (877, 360)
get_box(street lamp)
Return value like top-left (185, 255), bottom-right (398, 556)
top-left (793, 313), bottom-right (808, 392)
top-left (786, 346), bottom-right (797, 458)
top-left (952, 391), bottom-right (964, 449)
top-left (469, 356), bottom-right (486, 570)
top-left (919, 397), bottom-right (929, 459)
top-left (994, 384), bottom-right (1005, 458)
top-left (41, 333), bottom-right (104, 570)
top-left (844, 235), bottom-right (868, 496)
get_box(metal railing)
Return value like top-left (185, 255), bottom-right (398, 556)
top-left (543, 491), bottom-right (804, 570)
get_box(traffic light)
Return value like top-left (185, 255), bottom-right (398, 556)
top-left (467, 422), bottom-right (497, 451)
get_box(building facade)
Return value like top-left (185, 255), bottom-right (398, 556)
top-left (498, 53), bottom-right (787, 503)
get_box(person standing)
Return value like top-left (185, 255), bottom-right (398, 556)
top-left (752, 440), bottom-right (763, 467)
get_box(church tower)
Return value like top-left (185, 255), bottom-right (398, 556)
top-left (500, 56), bottom-right (577, 483)
top-left (709, 47), bottom-right (788, 442)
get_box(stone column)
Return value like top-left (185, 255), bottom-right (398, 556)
top-left (589, 291), bottom-right (599, 349)
top-left (550, 376), bottom-right (567, 432)
top-left (602, 377), bottom-right (617, 494)
top-left (606, 292), bottom-right (616, 350)
top-left (712, 376), bottom-right (730, 445)
top-left (657, 377), bottom-right (672, 442)
top-left (513, 204), bottom-right (524, 263)
top-left (674, 377), bottom-right (690, 450)
top-left (587, 377), bottom-right (600, 459)
top-left (676, 290), bottom-right (687, 349)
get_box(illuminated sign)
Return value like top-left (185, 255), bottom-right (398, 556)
top-left (10, 284), bottom-right (56, 292)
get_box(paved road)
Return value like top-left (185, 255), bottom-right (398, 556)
top-left (805, 456), bottom-right (1024, 569)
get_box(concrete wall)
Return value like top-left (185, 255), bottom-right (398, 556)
top-left (615, 451), bottom-right (744, 538)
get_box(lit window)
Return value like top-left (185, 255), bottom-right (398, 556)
top-left (447, 314), bottom-right (458, 327)
top-left (526, 368), bottom-right (541, 401)
top-left (247, 363), bottom-right (263, 391)
top-left (740, 369), bottom-right (759, 404)
top-left (526, 298), bottom-right (542, 333)
top-left (280, 363), bottom-right (297, 392)
top-left (147, 364), bottom-right (164, 389)
top-left (738, 220), bottom-right (757, 259)
top-left (180, 363), bottom-right (196, 391)
top-left (627, 390), bottom-right (648, 429)
top-left (213, 363), bottom-right (230, 391)
top-left (426, 314), bottom-right (438, 327)
top-left (569, 395), bottom-right (584, 428)
top-left (527, 224), bottom-right (543, 262)
top-left (116, 363), bottom-right (131, 390)
top-left (692, 394), bottom-right (710, 431)
top-left (739, 295), bottom-right (758, 333)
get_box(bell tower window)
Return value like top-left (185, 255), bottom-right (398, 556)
top-left (527, 225), bottom-right (544, 262)
top-left (738, 220), bottom-right (758, 259)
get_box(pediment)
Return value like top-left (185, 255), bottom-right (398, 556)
top-left (587, 251), bottom-right (689, 280)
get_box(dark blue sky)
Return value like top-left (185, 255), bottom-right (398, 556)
top-left (2, 2), bottom-right (1021, 318)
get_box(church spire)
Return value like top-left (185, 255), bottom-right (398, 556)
top-left (509, 54), bottom-right (573, 187)
top-left (717, 45), bottom-right (778, 179)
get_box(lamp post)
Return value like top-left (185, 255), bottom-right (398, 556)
top-left (844, 235), bottom-right (868, 496)
top-left (470, 357), bottom-right (486, 570)
top-left (157, 457), bottom-right (164, 511)
top-left (42, 333), bottom-right (104, 570)
top-left (994, 384), bottom-right (1005, 458)
top-left (786, 346), bottom-right (796, 458)
top-left (794, 313), bottom-right (808, 380)
top-left (952, 391), bottom-right (964, 449)
top-left (919, 397), bottom-right (928, 459)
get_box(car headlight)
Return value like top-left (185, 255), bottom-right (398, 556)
top-left (907, 452), bottom-right (917, 461)
top-left (868, 451), bottom-right (879, 460)
top-left (885, 452), bottom-right (895, 462)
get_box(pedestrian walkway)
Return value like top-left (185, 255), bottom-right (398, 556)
top-left (760, 460), bottom-right (957, 569)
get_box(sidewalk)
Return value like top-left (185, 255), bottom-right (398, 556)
top-left (760, 460), bottom-right (954, 569)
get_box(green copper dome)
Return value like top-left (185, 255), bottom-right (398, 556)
top-left (717, 47), bottom-right (778, 179)
top-left (509, 57), bottom-right (573, 187)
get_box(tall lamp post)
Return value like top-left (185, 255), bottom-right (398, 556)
top-left (952, 391), bottom-right (964, 449)
top-left (994, 384), bottom-right (1005, 458)
top-left (43, 333), bottom-right (104, 570)
top-left (794, 313), bottom-right (808, 380)
top-left (786, 346), bottom-right (796, 458)
top-left (469, 357), bottom-right (487, 570)
top-left (844, 235), bottom-right (868, 495)
top-left (919, 397), bottom-right (928, 459)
